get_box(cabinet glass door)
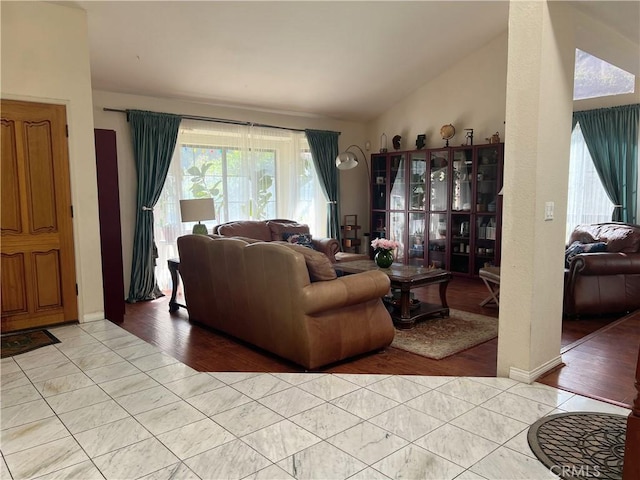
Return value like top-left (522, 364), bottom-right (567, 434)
top-left (371, 211), bottom-right (387, 243)
top-left (473, 145), bottom-right (500, 274)
top-left (408, 212), bottom-right (426, 266)
top-left (427, 213), bottom-right (447, 269)
top-left (389, 212), bottom-right (406, 262)
top-left (450, 213), bottom-right (472, 274)
top-left (452, 149), bottom-right (473, 212)
top-left (409, 152), bottom-right (427, 211)
top-left (475, 215), bottom-right (497, 274)
top-left (429, 150), bottom-right (449, 211)
top-left (389, 154), bottom-right (406, 211)
top-left (476, 146), bottom-right (499, 213)
top-left (371, 154), bottom-right (387, 211)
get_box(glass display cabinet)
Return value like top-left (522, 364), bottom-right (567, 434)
top-left (369, 143), bottom-right (502, 276)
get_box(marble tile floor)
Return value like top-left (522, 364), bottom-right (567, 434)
top-left (0, 319), bottom-right (630, 480)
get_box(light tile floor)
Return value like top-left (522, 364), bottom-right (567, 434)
top-left (0, 320), bottom-right (630, 480)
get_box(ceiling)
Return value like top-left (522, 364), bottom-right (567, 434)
top-left (67, 1), bottom-right (639, 122)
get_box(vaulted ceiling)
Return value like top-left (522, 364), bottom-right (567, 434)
top-left (69, 1), bottom-right (639, 122)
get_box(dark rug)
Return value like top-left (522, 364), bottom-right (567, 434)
top-left (1, 330), bottom-right (61, 358)
top-left (528, 412), bottom-right (627, 480)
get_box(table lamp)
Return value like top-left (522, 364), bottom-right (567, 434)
top-left (179, 198), bottom-right (215, 235)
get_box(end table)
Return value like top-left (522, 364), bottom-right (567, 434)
top-left (167, 258), bottom-right (186, 312)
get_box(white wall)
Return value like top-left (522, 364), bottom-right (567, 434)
top-left (91, 90), bottom-right (365, 295)
top-left (360, 32), bottom-right (508, 237)
top-left (1, 2), bottom-right (104, 322)
top-left (368, 31), bottom-right (509, 154)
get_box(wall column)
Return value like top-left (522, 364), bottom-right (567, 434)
top-left (497, 1), bottom-right (575, 381)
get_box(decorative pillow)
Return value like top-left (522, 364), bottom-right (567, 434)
top-left (267, 221), bottom-right (310, 241)
top-left (275, 242), bottom-right (337, 282)
top-left (283, 232), bottom-right (314, 249)
top-left (565, 241), bottom-right (607, 268)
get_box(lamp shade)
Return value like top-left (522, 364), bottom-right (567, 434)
top-left (179, 198), bottom-right (216, 223)
top-left (336, 151), bottom-right (359, 170)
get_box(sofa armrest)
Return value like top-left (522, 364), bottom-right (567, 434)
top-left (300, 270), bottom-right (390, 315)
top-left (570, 252), bottom-right (640, 276)
top-left (312, 237), bottom-right (340, 263)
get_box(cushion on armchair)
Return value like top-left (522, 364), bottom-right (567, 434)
top-left (268, 221), bottom-right (310, 241)
top-left (283, 232), bottom-right (314, 249)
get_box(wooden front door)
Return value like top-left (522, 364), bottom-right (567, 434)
top-left (1, 100), bottom-right (78, 332)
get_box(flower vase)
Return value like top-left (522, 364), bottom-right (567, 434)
top-left (375, 249), bottom-right (394, 268)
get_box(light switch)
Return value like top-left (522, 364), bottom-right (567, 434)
top-left (544, 201), bottom-right (554, 221)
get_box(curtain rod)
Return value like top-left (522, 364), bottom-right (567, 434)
top-left (102, 108), bottom-right (341, 135)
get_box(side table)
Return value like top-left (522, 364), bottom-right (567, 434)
top-left (167, 258), bottom-right (186, 312)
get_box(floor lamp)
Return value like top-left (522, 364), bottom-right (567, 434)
top-left (336, 144), bottom-right (371, 253)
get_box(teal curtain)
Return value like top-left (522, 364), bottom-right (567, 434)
top-left (305, 129), bottom-right (342, 243)
top-left (573, 104), bottom-right (639, 223)
top-left (127, 110), bottom-right (182, 302)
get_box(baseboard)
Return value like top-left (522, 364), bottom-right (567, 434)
top-left (82, 311), bottom-right (105, 323)
top-left (509, 355), bottom-right (563, 384)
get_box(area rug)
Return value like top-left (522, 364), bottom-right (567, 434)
top-left (1, 329), bottom-right (61, 358)
top-left (527, 412), bottom-right (626, 480)
top-left (390, 309), bottom-right (498, 360)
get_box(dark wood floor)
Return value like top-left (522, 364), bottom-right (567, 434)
top-left (120, 276), bottom-right (638, 408)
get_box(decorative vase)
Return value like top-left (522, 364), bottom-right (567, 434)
top-left (375, 249), bottom-right (394, 268)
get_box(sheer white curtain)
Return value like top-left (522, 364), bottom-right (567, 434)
top-left (154, 120), bottom-right (326, 291)
top-left (566, 122), bottom-right (614, 241)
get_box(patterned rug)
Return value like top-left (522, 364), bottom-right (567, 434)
top-left (390, 309), bottom-right (498, 360)
top-left (527, 412), bottom-right (627, 480)
top-left (1, 329), bottom-right (61, 358)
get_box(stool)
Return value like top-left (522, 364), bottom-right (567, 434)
top-left (479, 266), bottom-right (500, 307)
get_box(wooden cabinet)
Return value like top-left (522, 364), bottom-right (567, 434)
top-left (370, 143), bottom-right (503, 277)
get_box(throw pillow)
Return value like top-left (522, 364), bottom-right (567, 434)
top-left (275, 242), bottom-right (337, 282)
top-left (582, 242), bottom-right (607, 253)
top-left (267, 221), bottom-right (310, 241)
top-left (564, 241), bottom-right (608, 268)
top-left (283, 232), bottom-right (314, 249)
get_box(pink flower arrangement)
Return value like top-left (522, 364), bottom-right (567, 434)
top-left (371, 238), bottom-right (400, 251)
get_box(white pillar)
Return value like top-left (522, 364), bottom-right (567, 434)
top-left (497, 1), bottom-right (575, 381)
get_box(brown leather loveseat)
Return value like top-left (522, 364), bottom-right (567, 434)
top-left (564, 222), bottom-right (640, 316)
top-left (176, 235), bottom-right (394, 369)
top-left (212, 219), bottom-right (340, 263)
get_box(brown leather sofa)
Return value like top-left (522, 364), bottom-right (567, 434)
top-left (212, 219), bottom-right (340, 263)
top-left (564, 222), bottom-right (640, 316)
top-left (176, 235), bottom-right (394, 369)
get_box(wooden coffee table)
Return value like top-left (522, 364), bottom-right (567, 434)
top-left (334, 260), bottom-right (451, 329)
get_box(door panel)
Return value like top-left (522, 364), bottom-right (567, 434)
top-left (1, 253), bottom-right (28, 314)
top-left (1, 100), bottom-right (77, 332)
top-left (1, 122), bottom-right (21, 232)
top-left (26, 121), bottom-right (58, 232)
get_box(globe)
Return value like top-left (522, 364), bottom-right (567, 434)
top-left (440, 124), bottom-right (455, 140)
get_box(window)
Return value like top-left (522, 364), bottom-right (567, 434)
top-left (154, 120), bottom-right (326, 290)
top-left (566, 122), bottom-right (614, 240)
top-left (574, 48), bottom-right (635, 101)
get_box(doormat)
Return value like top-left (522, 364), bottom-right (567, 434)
top-left (527, 412), bottom-right (627, 480)
top-left (390, 309), bottom-right (497, 360)
top-left (1, 330), bottom-right (61, 358)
